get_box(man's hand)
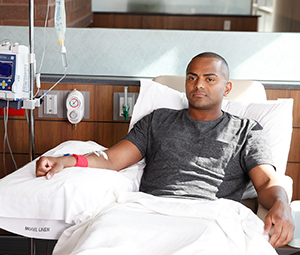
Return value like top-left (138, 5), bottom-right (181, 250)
top-left (264, 200), bottom-right (294, 248)
top-left (249, 164), bottom-right (295, 248)
top-left (36, 156), bottom-right (75, 179)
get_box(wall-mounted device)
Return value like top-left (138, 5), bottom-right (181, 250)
top-left (113, 91), bottom-right (138, 122)
top-left (66, 89), bottom-right (84, 128)
top-left (0, 43), bottom-right (30, 101)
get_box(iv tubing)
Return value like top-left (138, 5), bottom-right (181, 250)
top-left (34, 0), bottom-right (50, 98)
top-left (39, 66), bottom-right (67, 100)
top-left (3, 101), bottom-right (18, 173)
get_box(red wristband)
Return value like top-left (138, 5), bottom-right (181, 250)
top-left (73, 154), bottom-right (88, 167)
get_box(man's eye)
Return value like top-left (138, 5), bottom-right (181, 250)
top-left (188, 76), bottom-right (196, 81)
top-left (207, 78), bottom-right (214, 82)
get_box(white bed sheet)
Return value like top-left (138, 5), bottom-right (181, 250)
top-left (0, 140), bottom-right (144, 239)
top-left (0, 218), bottom-right (70, 239)
top-left (53, 191), bottom-right (277, 255)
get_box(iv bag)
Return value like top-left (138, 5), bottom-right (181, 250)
top-left (55, 0), bottom-right (66, 46)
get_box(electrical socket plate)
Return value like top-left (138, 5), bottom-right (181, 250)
top-left (44, 94), bottom-right (58, 115)
top-left (38, 90), bottom-right (90, 119)
top-left (224, 20), bottom-right (231, 30)
top-left (113, 92), bottom-right (139, 121)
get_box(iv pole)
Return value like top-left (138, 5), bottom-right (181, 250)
top-left (29, 0), bottom-right (35, 162)
top-left (29, 0), bottom-right (35, 254)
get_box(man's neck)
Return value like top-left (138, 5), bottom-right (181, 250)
top-left (188, 108), bottom-right (223, 121)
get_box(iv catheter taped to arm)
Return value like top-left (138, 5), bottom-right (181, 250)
top-left (84, 151), bottom-right (109, 160)
top-left (64, 151), bottom-right (108, 161)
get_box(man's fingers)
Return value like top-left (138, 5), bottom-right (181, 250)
top-left (272, 223), bottom-right (294, 247)
top-left (264, 216), bottom-right (273, 235)
top-left (268, 221), bottom-right (284, 247)
top-left (36, 156), bottom-right (61, 179)
top-left (266, 213), bottom-right (295, 248)
top-left (46, 170), bottom-right (54, 179)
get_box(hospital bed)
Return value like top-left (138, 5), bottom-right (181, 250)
top-left (0, 78), bottom-right (294, 254)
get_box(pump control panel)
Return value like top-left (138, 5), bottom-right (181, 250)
top-left (0, 43), bottom-right (29, 101)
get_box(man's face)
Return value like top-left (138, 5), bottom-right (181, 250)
top-left (185, 57), bottom-right (231, 112)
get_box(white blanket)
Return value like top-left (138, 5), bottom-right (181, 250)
top-left (53, 191), bottom-right (276, 255)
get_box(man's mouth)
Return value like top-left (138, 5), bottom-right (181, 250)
top-left (192, 91), bottom-right (207, 97)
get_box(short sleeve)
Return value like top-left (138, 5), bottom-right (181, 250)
top-left (124, 112), bottom-right (153, 158)
top-left (241, 122), bottom-right (274, 173)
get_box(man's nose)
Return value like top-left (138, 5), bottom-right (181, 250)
top-left (194, 80), bottom-right (204, 89)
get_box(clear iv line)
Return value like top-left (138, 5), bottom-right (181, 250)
top-left (39, 66), bottom-right (67, 100)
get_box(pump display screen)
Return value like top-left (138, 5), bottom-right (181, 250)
top-left (0, 61), bottom-right (13, 78)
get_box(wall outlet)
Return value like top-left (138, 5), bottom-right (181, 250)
top-left (224, 20), bottom-right (231, 30)
top-left (44, 94), bottom-right (57, 115)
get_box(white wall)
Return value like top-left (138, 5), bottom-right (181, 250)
top-left (1, 26), bottom-right (300, 83)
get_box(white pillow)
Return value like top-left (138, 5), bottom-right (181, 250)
top-left (129, 79), bottom-right (188, 131)
top-left (130, 79), bottom-right (293, 199)
top-left (222, 99), bottom-right (293, 176)
top-left (0, 141), bottom-right (143, 224)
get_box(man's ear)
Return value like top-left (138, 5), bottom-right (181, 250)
top-left (223, 81), bottom-right (232, 97)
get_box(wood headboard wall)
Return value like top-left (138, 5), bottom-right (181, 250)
top-left (0, 82), bottom-right (299, 202)
top-left (266, 88), bottom-right (300, 201)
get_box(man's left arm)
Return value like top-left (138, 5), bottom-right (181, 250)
top-left (249, 164), bottom-right (295, 248)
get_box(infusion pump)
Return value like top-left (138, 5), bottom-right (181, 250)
top-left (0, 43), bottom-right (30, 101)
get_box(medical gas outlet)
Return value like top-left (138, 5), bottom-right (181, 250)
top-left (66, 89), bottom-right (84, 128)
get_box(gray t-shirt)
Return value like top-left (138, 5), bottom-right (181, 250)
top-left (125, 108), bottom-right (273, 201)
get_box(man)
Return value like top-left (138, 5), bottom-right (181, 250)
top-left (36, 52), bottom-right (294, 248)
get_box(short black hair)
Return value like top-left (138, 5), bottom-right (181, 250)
top-left (187, 52), bottom-right (230, 80)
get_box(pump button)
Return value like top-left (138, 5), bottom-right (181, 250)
top-left (1, 81), bottom-right (7, 89)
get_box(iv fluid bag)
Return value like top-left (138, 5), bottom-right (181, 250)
top-left (55, 0), bottom-right (66, 46)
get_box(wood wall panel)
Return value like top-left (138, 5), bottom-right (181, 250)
top-left (0, 154), bottom-right (30, 179)
top-left (114, 14), bottom-right (143, 29)
top-left (92, 13), bottom-right (258, 32)
top-left (286, 163), bottom-right (300, 201)
top-left (91, 14), bottom-right (115, 28)
top-left (266, 88), bottom-right (300, 200)
top-left (142, 15), bottom-right (166, 29)
top-left (0, 119), bottom-right (30, 154)
top-left (35, 121), bottom-right (129, 155)
top-left (288, 129), bottom-right (300, 162)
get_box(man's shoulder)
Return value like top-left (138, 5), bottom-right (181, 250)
top-left (224, 111), bottom-right (262, 129)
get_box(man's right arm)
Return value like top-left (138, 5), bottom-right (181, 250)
top-left (36, 139), bottom-right (143, 179)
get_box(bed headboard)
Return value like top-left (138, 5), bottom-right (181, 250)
top-left (152, 75), bottom-right (267, 102)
